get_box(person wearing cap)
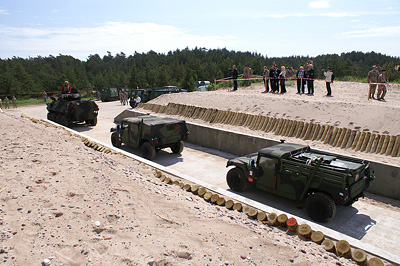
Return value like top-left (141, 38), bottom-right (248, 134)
top-left (377, 70), bottom-right (387, 101)
top-left (323, 67), bottom-right (334, 96)
top-left (367, 66), bottom-right (379, 99)
top-left (61, 81), bottom-right (71, 94)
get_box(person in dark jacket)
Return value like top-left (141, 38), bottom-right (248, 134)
top-left (306, 65), bottom-right (315, 95)
top-left (231, 65), bottom-right (239, 91)
top-left (296, 66), bottom-right (306, 94)
top-left (270, 65), bottom-right (280, 92)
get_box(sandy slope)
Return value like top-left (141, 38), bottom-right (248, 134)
top-left (0, 112), bottom-right (364, 265)
top-left (144, 80), bottom-right (400, 166)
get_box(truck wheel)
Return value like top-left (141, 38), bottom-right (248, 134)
top-left (90, 117), bottom-right (97, 126)
top-left (226, 167), bottom-right (248, 192)
top-left (141, 142), bottom-right (156, 160)
top-left (111, 133), bottom-right (121, 148)
top-left (305, 192), bottom-right (336, 222)
top-left (171, 141), bottom-right (184, 154)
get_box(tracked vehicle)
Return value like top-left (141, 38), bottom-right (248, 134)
top-left (47, 89), bottom-right (99, 127)
top-left (226, 142), bottom-right (374, 222)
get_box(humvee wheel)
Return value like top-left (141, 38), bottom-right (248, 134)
top-left (111, 133), bottom-right (121, 148)
top-left (89, 117), bottom-right (97, 126)
top-left (171, 141), bottom-right (184, 154)
top-left (305, 192), bottom-right (336, 222)
top-left (141, 142), bottom-right (156, 160)
top-left (227, 167), bottom-right (248, 192)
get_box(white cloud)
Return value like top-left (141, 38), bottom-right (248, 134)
top-left (0, 8), bottom-right (9, 15)
top-left (322, 12), bottom-right (358, 17)
top-left (309, 1), bottom-right (330, 9)
top-left (0, 22), bottom-right (239, 60)
top-left (341, 26), bottom-right (400, 38)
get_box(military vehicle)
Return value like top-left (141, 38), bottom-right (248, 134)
top-left (47, 89), bottom-right (99, 127)
top-left (130, 86), bottom-right (187, 107)
top-left (226, 142), bottom-right (374, 222)
top-left (100, 87), bottom-right (119, 102)
top-left (110, 115), bottom-right (189, 160)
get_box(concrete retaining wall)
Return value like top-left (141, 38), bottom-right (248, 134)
top-left (115, 110), bottom-right (400, 200)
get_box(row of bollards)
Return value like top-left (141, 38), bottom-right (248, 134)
top-left (139, 103), bottom-right (400, 157)
top-left (154, 169), bottom-right (391, 266)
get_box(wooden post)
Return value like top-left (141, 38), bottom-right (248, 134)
top-left (297, 224), bottom-right (312, 239)
top-left (257, 211), bottom-right (267, 221)
top-left (233, 202), bottom-right (243, 212)
top-left (368, 257), bottom-right (384, 266)
top-left (351, 249), bottom-right (367, 266)
top-left (321, 239), bottom-right (336, 253)
top-left (225, 200), bottom-right (234, 210)
top-left (277, 214), bottom-right (288, 227)
top-left (216, 197), bottom-right (225, 206)
top-left (197, 187), bottom-right (207, 197)
top-left (247, 208), bottom-right (258, 218)
top-left (311, 231), bottom-right (325, 244)
top-left (286, 217), bottom-right (298, 232)
top-left (203, 191), bottom-right (213, 201)
top-left (336, 240), bottom-right (351, 259)
top-left (210, 194), bottom-right (219, 204)
top-left (267, 212), bottom-right (277, 226)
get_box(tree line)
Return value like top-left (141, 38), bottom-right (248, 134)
top-left (0, 48), bottom-right (399, 97)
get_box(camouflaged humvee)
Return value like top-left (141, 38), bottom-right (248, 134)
top-left (226, 142), bottom-right (374, 222)
top-left (110, 115), bottom-right (189, 160)
top-left (47, 90), bottom-right (99, 127)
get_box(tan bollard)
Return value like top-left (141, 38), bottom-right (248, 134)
top-left (273, 118), bottom-right (283, 134)
top-left (385, 135), bottom-right (396, 156)
top-left (354, 131), bottom-right (366, 151)
top-left (391, 135), bottom-right (400, 157)
top-left (340, 129), bottom-right (351, 149)
top-left (311, 231), bottom-right (325, 244)
top-left (276, 119), bottom-right (288, 135)
top-left (333, 128), bottom-right (345, 147)
top-left (365, 133), bottom-right (376, 153)
top-left (345, 130), bottom-right (357, 149)
top-left (376, 135), bottom-right (388, 153)
top-left (378, 135), bottom-right (390, 154)
top-left (302, 123), bottom-right (314, 140)
top-left (311, 124), bottom-right (321, 141)
top-left (299, 122), bottom-right (310, 139)
top-left (336, 240), bottom-right (351, 259)
top-left (351, 131), bottom-right (361, 150)
top-left (360, 132), bottom-right (371, 152)
top-left (328, 127), bottom-right (339, 145)
top-left (316, 125), bottom-right (326, 141)
top-left (370, 134), bottom-right (381, 153)
top-left (322, 125), bottom-right (333, 143)
top-left (267, 117), bottom-right (277, 132)
top-left (295, 121), bottom-right (305, 138)
top-left (288, 120), bottom-right (298, 137)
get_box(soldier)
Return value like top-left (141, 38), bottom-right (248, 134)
top-left (4, 97), bottom-right (9, 109)
top-left (230, 65), bottom-right (239, 91)
top-left (96, 90), bottom-right (100, 100)
top-left (119, 90), bottom-right (124, 105)
top-left (296, 66), bottom-right (306, 94)
top-left (367, 65), bottom-right (379, 99)
top-left (124, 91), bottom-right (129, 105)
top-left (12, 96), bottom-right (17, 108)
top-left (43, 91), bottom-right (47, 102)
top-left (61, 81), bottom-right (71, 94)
top-left (377, 69), bottom-right (387, 101)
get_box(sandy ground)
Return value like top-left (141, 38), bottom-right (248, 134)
top-left (0, 112), bottom-right (366, 266)
top-left (144, 80), bottom-right (400, 166)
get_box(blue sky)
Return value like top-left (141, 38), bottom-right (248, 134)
top-left (0, 0), bottom-right (399, 60)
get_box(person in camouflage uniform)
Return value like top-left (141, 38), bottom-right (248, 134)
top-left (377, 69), bottom-right (387, 101)
top-left (263, 66), bottom-right (270, 92)
top-left (367, 65), bottom-right (379, 99)
top-left (4, 97), bottom-right (9, 109)
top-left (12, 96), bottom-right (17, 108)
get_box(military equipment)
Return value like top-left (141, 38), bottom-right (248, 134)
top-left (110, 115), bottom-right (189, 160)
top-left (226, 142), bottom-right (374, 222)
top-left (100, 87), bottom-right (119, 102)
top-left (47, 89), bottom-right (99, 127)
top-left (130, 86), bottom-right (187, 107)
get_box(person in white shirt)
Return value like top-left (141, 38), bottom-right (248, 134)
top-left (132, 95), bottom-right (141, 108)
top-left (323, 67), bottom-right (333, 96)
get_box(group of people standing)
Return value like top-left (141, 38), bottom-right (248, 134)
top-left (119, 90), bottom-right (129, 105)
top-left (367, 65), bottom-right (387, 101)
top-left (262, 60), bottom-right (324, 95)
top-left (0, 96), bottom-right (17, 109)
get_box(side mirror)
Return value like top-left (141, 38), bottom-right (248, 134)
top-left (251, 159), bottom-right (256, 169)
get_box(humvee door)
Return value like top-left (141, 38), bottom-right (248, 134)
top-left (255, 155), bottom-right (278, 191)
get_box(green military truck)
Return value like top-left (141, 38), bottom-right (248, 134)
top-left (129, 86), bottom-right (187, 107)
top-left (100, 87), bottom-right (119, 102)
top-left (226, 142), bottom-right (374, 222)
top-left (110, 115), bottom-right (189, 160)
